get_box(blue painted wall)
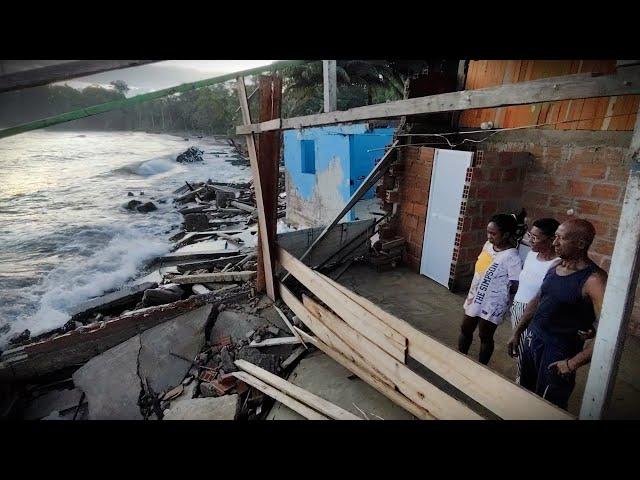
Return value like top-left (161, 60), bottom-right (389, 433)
top-left (284, 124), bottom-right (394, 225)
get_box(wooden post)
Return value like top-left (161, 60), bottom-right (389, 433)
top-left (323, 60), bottom-right (337, 112)
top-left (255, 75), bottom-right (282, 294)
top-left (236, 77), bottom-right (276, 300)
top-left (580, 109), bottom-right (640, 419)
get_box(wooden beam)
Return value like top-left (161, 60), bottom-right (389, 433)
top-left (293, 326), bottom-right (435, 420)
top-left (301, 294), bottom-right (483, 420)
top-left (319, 273), bottom-right (573, 420)
top-left (234, 359), bottom-right (361, 420)
top-left (249, 336), bottom-right (301, 347)
top-left (0, 60), bottom-right (308, 140)
top-left (279, 283), bottom-right (396, 390)
top-left (580, 109), bottom-right (640, 419)
top-left (278, 248), bottom-right (407, 362)
top-left (0, 60), bottom-right (159, 93)
top-left (171, 271), bottom-right (256, 284)
top-left (274, 305), bottom-right (308, 349)
top-left (236, 77), bottom-right (276, 300)
top-left (231, 371), bottom-right (328, 420)
top-left (280, 283), bottom-right (433, 419)
top-left (236, 66), bottom-right (640, 134)
top-left (255, 75), bottom-right (282, 293)
top-left (323, 60), bottom-right (337, 112)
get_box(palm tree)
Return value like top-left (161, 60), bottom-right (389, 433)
top-left (281, 60), bottom-right (408, 116)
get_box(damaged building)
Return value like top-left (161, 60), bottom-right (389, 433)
top-left (1, 59), bottom-right (639, 421)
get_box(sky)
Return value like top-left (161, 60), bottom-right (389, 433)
top-left (64, 60), bottom-right (277, 95)
top-left (1, 60), bottom-right (277, 96)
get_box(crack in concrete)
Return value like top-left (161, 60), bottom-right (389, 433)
top-left (135, 334), bottom-right (146, 418)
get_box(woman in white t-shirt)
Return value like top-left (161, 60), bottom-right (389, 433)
top-left (510, 217), bottom-right (560, 383)
top-left (459, 213), bottom-right (524, 365)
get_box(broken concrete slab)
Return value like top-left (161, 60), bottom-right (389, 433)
top-left (208, 310), bottom-right (267, 344)
top-left (163, 395), bottom-right (239, 420)
top-left (138, 304), bottom-right (213, 394)
top-left (72, 335), bottom-right (144, 420)
top-left (1, 287), bottom-right (248, 383)
top-left (24, 387), bottom-right (84, 420)
top-left (266, 351), bottom-right (415, 420)
top-left (235, 346), bottom-right (279, 374)
top-left (72, 304), bottom-right (213, 420)
top-left (69, 282), bottom-right (158, 322)
top-left (141, 285), bottom-right (184, 307)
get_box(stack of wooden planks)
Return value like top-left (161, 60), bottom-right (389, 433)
top-left (277, 247), bottom-right (575, 420)
top-left (232, 360), bottom-right (362, 420)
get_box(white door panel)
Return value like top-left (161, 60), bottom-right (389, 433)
top-left (420, 149), bottom-right (473, 287)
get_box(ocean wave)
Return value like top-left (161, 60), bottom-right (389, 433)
top-left (109, 156), bottom-right (178, 177)
top-left (0, 228), bottom-right (169, 347)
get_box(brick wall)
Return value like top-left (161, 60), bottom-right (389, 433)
top-left (480, 140), bottom-right (639, 337)
top-left (393, 147), bottom-right (434, 271)
top-left (450, 151), bottom-right (529, 290)
top-left (384, 139), bottom-right (639, 337)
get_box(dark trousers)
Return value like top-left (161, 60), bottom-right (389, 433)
top-left (519, 329), bottom-right (577, 410)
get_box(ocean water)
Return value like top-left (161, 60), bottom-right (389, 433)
top-left (0, 130), bottom-right (251, 347)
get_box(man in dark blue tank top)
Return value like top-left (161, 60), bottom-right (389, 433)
top-left (507, 219), bottom-right (607, 410)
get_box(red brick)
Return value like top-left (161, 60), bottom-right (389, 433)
top-left (589, 220), bottom-right (609, 237)
top-left (591, 184), bottom-right (621, 201)
top-left (502, 167), bottom-right (520, 181)
top-left (577, 199), bottom-right (599, 215)
top-left (412, 202), bottom-right (427, 217)
top-left (548, 195), bottom-right (572, 210)
top-left (578, 164), bottom-right (607, 179)
top-left (420, 147), bottom-right (435, 161)
top-left (594, 239), bottom-right (615, 257)
top-left (599, 203), bottom-right (621, 220)
top-left (568, 180), bottom-right (592, 197)
top-left (524, 191), bottom-right (550, 207)
top-left (405, 214), bottom-right (418, 229)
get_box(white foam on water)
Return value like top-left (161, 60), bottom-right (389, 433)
top-left (2, 229), bottom-right (169, 346)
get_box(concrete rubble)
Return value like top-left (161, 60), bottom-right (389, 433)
top-left (0, 159), bottom-right (315, 421)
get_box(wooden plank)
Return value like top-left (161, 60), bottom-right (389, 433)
top-left (249, 336), bottom-right (301, 347)
top-left (580, 109), bottom-right (640, 419)
top-left (236, 66), bottom-right (640, 134)
top-left (171, 271), bottom-right (256, 284)
top-left (231, 371), bottom-right (328, 420)
top-left (0, 287), bottom-right (250, 382)
top-left (175, 254), bottom-right (247, 273)
top-left (229, 201), bottom-right (256, 213)
top-left (274, 305), bottom-right (308, 349)
top-left (278, 248), bottom-right (407, 361)
top-left (319, 274), bottom-right (573, 420)
top-left (0, 60), bottom-right (308, 140)
top-left (234, 359), bottom-right (361, 420)
top-left (255, 75), bottom-right (282, 293)
top-left (279, 283), bottom-right (396, 389)
top-left (301, 295), bottom-right (483, 420)
top-left (0, 60), bottom-right (159, 93)
top-left (323, 60), bottom-right (337, 112)
top-left (236, 77), bottom-right (276, 300)
top-left (294, 325), bottom-right (434, 420)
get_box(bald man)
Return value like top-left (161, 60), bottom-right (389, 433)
top-left (507, 219), bottom-right (607, 410)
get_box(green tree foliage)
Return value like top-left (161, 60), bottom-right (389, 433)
top-left (0, 61), bottom-right (441, 134)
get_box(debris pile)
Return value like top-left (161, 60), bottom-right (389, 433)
top-left (0, 156), bottom-right (320, 422)
top-left (176, 146), bottom-right (204, 163)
